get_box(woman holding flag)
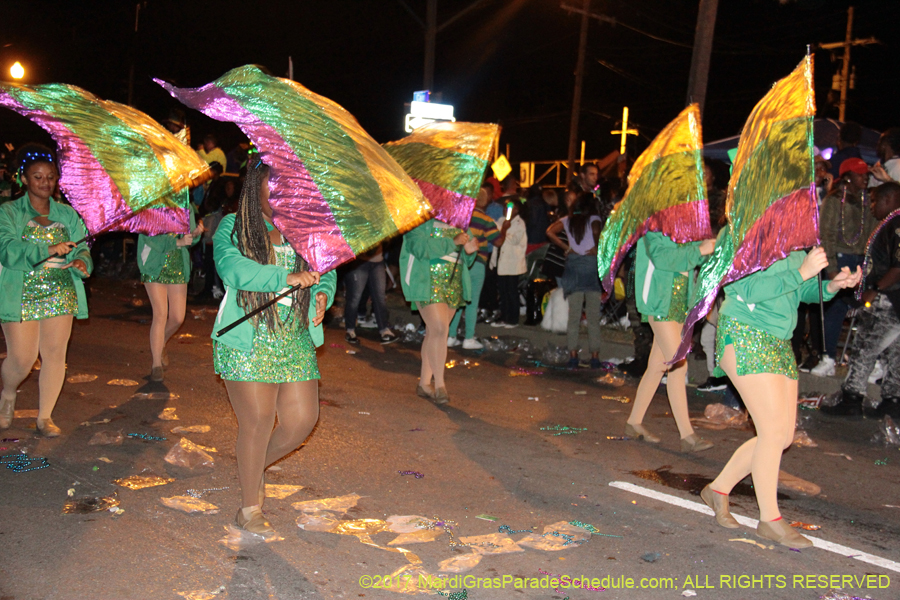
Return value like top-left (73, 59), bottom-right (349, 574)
top-left (0, 145), bottom-right (92, 437)
top-left (683, 56), bottom-right (863, 548)
top-left (138, 211), bottom-right (204, 382)
top-left (212, 157), bottom-right (335, 535)
top-left (400, 219), bottom-right (478, 404)
top-left (700, 245), bottom-right (859, 547)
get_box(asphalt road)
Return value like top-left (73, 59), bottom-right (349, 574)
top-left (1, 278), bottom-right (898, 600)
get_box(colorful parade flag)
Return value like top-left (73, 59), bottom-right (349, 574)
top-left (0, 82), bottom-right (209, 235)
top-left (156, 66), bottom-right (432, 272)
top-left (596, 104), bottom-right (711, 293)
top-left (674, 55), bottom-right (817, 360)
top-left (383, 122), bottom-right (500, 229)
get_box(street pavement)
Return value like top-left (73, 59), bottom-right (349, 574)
top-left (0, 279), bottom-right (898, 600)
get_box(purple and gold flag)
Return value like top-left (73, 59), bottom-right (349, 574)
top-left (0, 82), bottom-right (209, 235)
top-left (674, 55), bottom-right (817, 361)
top-left (156, 66), bottom-right (432, 272)
top-left (596, 104), bottom-right (711, 293)
top-left (383, 122), bottom-right (500, 229)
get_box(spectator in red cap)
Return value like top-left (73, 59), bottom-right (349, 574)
top-left (805, 156), bottom-right (876, 377)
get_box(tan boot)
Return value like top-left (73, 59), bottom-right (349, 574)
top-left (624, 422), bottom-right (660, 443)
top-left (0, 393), bottom-right (15, 429)
top-left (235, 506), bottom-right (274, 535)
top-left (700, 485), bottom-right (740, 528)
top-left (36, 418), bottom-right (61, 437)
top-left (757, 518), bottom-right (812, 548)
top-left (681, 433), bottom-right (713, 452)
top-left (432, 387), bottom-right (450, 405)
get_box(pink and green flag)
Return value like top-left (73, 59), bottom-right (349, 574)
top-left (156, 66), bottom-right (432, 272)
top-left (596, 104), bottom-right (711, 293)
top-left (0, 82), bottom-right (210, 235)
top-left (674, 55), bottom-right (817, 361)
top-left (383, 122), bottom-right (500, 229)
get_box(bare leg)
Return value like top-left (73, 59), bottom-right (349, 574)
top-left (36, 315), bottom-right (74, 420)
top-left (417, 302), bottom-right (453, 389)
top-left (628, 319), bottom-right (694, 438)
top-left (144, 283), bottom-right (187, 368)
top-left (224, 380), bottom-right (278, 509)
top-left (145, 283), bottom-right (169, 368)
top-left (710, 345), bottom-right (797, 522)
top-left (163, 284), bottom-right (188, 345)
top-left (264, 380), bottom-right (320, 466)
top-left (0, 321), bottom-right (41, 424)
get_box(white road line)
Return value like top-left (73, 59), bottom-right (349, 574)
top-left (609, 481), bottom-right (900, 575)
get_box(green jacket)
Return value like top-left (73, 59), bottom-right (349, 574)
top-left (137, 209), bottom-right (199, 278)
top-left (211, 213), bottom-right (336, 352)
top-left (0, 195), bottom-right (93, 321)
top-left (399, 219), bottom-right (475, 303)
top-left (635, 232), bottom-right (704, 318)
top-left (720, 251), bottom-right (836, 340)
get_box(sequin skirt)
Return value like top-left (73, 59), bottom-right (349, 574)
top-left (714, 314), bottom-right (798, 379)
top-left (642, 273), bottom-right (689, 323)
top-left (214, 306), bottom-right (319, 383)
top-left (426, 260), bottom-right (464, 308)
top-left (18, 268), bottom-right (78, 322)
top-left (142, 248), bottom-right (188, 285)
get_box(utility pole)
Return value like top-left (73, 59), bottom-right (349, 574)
top-left (560, 2), bottom-right (616, 184)
top-left (424, 0), bottom-right (437, 91)
top-left (566, 0), bottom-right (591, 185)
top-left (815, 6), bottom-right (878, 122)
top-left (399, 0), bottom-right (489, 92)
top-left (838, 6), bottom-right (854, 122)
top-left (684, 0), bottom-right (718, 116)
top-left (126, 2), bottom-right (141, 106)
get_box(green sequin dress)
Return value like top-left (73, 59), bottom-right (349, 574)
top-left (642, 273), bottom-right (689, 323)
top-left (141, 239), bottom-right (188, 284)
top-left (213, 244), bottom-right (319, 383)
top-left (714, 314), bottom-right (798, 379)
top-left (15, 220), bottom-right (78, 322)
top-left (426, 224), bottom-right (464, 308)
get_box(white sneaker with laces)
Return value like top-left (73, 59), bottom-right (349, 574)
top-left (447, 337), bottom-right (460, 347)
top-left (809, 355), bottom-right (835, 377)
top-left (869, 360), bottom-right (884, 384)
top-left (462, 338), bottom-right (483, 350)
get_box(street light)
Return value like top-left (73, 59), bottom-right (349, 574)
top-left (10, 61), bottom-right (24, 80)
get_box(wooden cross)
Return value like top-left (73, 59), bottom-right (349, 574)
top-left (611, 106), bottom-right (639, 155)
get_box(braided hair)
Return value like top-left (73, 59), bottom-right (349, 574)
top-left (232, 156), bottom-right (311, 331)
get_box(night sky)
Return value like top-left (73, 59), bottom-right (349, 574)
top-left (2, 0), bottom-right (898, 162)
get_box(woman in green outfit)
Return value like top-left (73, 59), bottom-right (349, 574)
top-left (626, 231), bottom-right (716, 451)
top-left (400, 219), bottom-right (478, 404)
top-left (700, 245), bottom-right (860, 548)
top-left (138, 210), bottom-right (204, 382)
top-left (212, 157), bottom-right (335, 535)
top-left (0, 145), bottom-right (92, 437)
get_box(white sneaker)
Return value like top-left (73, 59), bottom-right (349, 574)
top-left (868, 360), bottom-right (885, 384)
top-left (462, 338), bottom-right (483, 350)
top-left (809, 355), bottom-right (835, 377)
top-left (358, 316), bottom-right (377, 329)
top-left (212, 285), bottom-right (224, 300)
top-left (447, 337), bottom-right (460, 347)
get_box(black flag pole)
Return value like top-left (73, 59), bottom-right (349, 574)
top-left (32, 211), bottom-right (144, 268)
top-left (818, 272), bottom-right (827, 353)
top-left (215, 283), bottom-right (302, 337)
